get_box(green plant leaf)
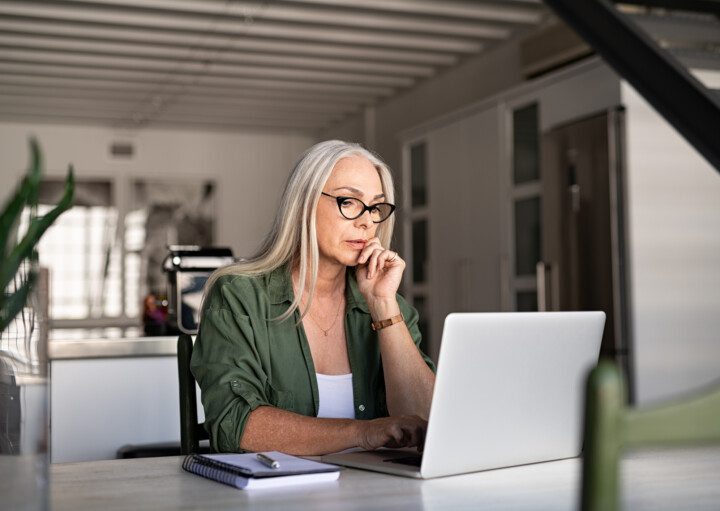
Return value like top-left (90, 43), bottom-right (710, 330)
top-left (0, 138), bottom-right (43, 259)
top-left (0, 270), bottom-right (37, 334)
top-left (0, 166), bottom-right (74, 293)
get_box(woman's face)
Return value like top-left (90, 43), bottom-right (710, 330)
top-left (316, 155), bottom-right (385, 268)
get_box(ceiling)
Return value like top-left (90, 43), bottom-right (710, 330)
top-left (2, 2), bottom-right (717, 135)
top-left (0, 0), bottom-right (550, 134)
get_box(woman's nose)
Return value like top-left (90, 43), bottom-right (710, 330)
top-left (354, 209), bottom-right (373, 228)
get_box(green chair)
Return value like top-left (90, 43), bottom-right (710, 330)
top-left (177, 333), bottom-right (210, 454)
top-left (581, 360), bottom-right (720, 511)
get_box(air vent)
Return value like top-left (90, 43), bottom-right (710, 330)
top-left (110, 142), bottom-right (134, 158)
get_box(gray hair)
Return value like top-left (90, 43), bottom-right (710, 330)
top-left (204, 140), bottom-right (395, 321)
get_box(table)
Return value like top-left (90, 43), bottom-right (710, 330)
top-left (51, 447), bottom-right (720, 511)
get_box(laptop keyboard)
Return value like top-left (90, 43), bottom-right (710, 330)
top-left (383, 455), bottom-right (423, 467)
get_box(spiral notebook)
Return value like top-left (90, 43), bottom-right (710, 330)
top-left (182, 451), bottom-right (341, 490)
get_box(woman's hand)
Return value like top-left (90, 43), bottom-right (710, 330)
top-left (355, 237), bottom-right (405, 303)
top-left (356, 415), bottom-right (427, 451)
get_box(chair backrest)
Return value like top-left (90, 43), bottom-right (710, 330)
top-left (581, 360), bottom-right (720, 511)
top-left (177, 333), bottom-right (209, 454)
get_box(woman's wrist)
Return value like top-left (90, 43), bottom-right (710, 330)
top-left (367, 297), bottom-right (401, 321)
top-left (350, 419), bottom-right (368, 449)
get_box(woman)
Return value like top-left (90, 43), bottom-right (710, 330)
top-left (191, 140), bottom-right (436, 456)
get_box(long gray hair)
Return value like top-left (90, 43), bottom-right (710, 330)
top-left (204, 140), bottom-right (395, 321)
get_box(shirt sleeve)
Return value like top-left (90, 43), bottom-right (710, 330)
top-left (397, 293), bottom-right (437, 373)
top-left (190, 277), bottom-right (271, 453)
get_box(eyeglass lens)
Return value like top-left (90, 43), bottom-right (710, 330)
top-left (338, 197), bottom-right (393, 222)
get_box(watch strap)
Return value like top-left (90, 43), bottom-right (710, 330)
top-left (371, 313), bottom-right (405, 331)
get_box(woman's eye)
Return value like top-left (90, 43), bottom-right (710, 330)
top-left (340, 200), bottom-right (354, 208)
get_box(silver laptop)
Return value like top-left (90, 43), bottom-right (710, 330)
top-left (323, 311), bottom-right (605, 479)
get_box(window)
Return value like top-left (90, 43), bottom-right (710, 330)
top-left (513, 103), bottom-right (540, 184)
top-left (19, 177), bottom-right (217, 338)
top-left (20, 180), bottom-right (123, 321)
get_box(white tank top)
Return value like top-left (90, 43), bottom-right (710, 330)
top-left (316, 373), bottom-right (355, 419)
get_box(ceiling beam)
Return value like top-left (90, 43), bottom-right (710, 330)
top-left (0, 48), bottom-right (417, 87)
top-left (0, 3), bottom-right (487, 52)
top-left (44, 0), bottom-right (516, 38)
top-left (0, 108), bottom-right (326, 132)
top-left (0, 87), bottom-right (356, 114)
top-left (627, 12), bottom-right (720, 45)
top-left (281, 0), bottom-right (545, 23)
top-left (614, 0), bottom-right (720, 15)
top-left (0, 62), bottom-right (396, 96)
top-left (0, 19), bottom-right (459, 65)
top-left (0, 75), bottom-right (372, 104)
top-left (0, 34), bottom-right (437, 77)
top-left (0, 96), bottom-right (345, 123)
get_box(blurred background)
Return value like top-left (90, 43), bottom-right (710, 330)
top-left (0, 0), bottom-right (718, 464)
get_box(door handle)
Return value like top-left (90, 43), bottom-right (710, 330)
top-left (536, 262), bottom-right (559, 311)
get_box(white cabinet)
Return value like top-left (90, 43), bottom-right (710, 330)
top-left (49, 338), bottom-right (204, 463)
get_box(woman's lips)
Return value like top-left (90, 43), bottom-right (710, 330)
top-left (345, 240), bottom-right (366, 249)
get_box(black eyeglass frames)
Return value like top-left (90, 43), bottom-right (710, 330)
top-left (320, 192), bottom-right (396, 223)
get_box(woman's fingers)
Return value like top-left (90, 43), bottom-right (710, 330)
top-left (358, 237), bottom-right (381, 264)
top-left (357, 237), bottom-right (404, 280)
top-left (377, 250), bottom-right (400, 271)
top-left (366, 247), bottom-right (383, 279)
top-left (359, 415), bottom-right (428, 451)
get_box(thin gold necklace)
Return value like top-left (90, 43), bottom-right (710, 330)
top-left (307, 298), bottom-right (343, 336)
top-left (293, 276), bottom-right (344, 336)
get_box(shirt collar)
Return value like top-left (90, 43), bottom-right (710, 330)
top-left (267, 264), bottom-right (369, 314)
top-left (268, 264), bottom-right (293, 305)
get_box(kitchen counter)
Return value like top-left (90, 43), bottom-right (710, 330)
top-left (49, 335), bottom-right (179, 360)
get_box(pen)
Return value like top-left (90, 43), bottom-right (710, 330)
top-left (256, 452), bottom-right (280, 469)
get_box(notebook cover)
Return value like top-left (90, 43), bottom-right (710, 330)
top-left (182, 451), bottom-right (341, 490)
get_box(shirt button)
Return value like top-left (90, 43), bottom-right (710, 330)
top-left (358, 404), bottom-right (365, 412)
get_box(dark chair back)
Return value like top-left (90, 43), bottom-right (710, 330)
top-left (177, 333), bottom-right (209, 454)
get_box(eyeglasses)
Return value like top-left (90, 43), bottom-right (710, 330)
top-left (321, 192), bottom-right (396, 223)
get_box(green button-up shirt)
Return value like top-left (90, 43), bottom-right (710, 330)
top-left (191, 264), bottom-right (435, 453)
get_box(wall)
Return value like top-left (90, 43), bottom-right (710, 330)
top-left (372, 38), bottom-right (525, 174)
top-left (622, 79), bottom-right (720, 405)
top-left (0, 122), bottom-right (316, 258)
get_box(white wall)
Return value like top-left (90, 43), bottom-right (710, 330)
top-left (622, 80), bottom-right (720, 405)
top-left (0, 122), bottom-right (316, 257)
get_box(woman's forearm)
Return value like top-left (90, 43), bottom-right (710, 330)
top-left (378, 327), bottom-right (435, 418)
top-left (240, 406), bottom-right (359, 455)
top-left (239, 406), bottom-right (428, 455)
top-left (368, 298), bottom-right (436, 419)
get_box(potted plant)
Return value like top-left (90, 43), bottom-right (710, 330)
top-left (1, 139), bottom-right (74, 335)
top-left (0, 138), bottom-right (74, 511)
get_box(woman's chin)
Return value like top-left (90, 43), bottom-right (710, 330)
top-left (339, 253), bottom-right (361, 267)
top-left (320, 252), bottom-right (358, 268)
